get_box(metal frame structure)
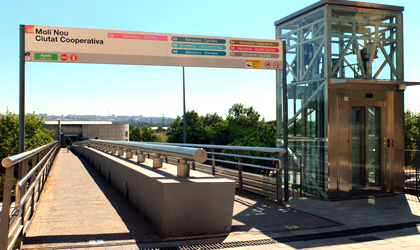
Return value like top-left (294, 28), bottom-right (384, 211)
top-left (328, 5), bottom-right (403, 80)
top-left (276, 4), bottom-right (328, 200)
top-left (274, 0), bottom-right (406, 200)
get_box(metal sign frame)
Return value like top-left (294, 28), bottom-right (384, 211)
top-left (24, 25), bottom-right (283, 70)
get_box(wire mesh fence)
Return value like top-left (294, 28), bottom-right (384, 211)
top-left (404, 150), bottom-right (420, 201)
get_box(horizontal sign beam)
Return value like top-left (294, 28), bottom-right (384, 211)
top-left (24, 25), bottom-right (283, 70)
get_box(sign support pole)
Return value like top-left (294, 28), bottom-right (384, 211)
top-left (19, 24), bottom-right (26, 179)
top-left (182, 67), bottom-right (187, 143)
top-left (282, 40), bottom-right (289, 202)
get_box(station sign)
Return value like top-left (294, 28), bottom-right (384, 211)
top-left (24, 25), bottom-right (283, 70)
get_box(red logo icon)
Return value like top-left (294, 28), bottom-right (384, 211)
top-left (264, 61), bottom-right (271, 68)
top-left (70, 54), bottom-right (78, 62)
top-left (25, 25), bottom-right (34, 34)
top-left (273, 62), bottom-right (280, 69)
top-left (60, 54), bottom-right (68, 61)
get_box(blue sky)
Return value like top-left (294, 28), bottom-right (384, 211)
top-left (1, 0), bottom-right (419, 121)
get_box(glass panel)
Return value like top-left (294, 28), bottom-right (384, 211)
top-left (276, 6), bottom-right (328, 199)
top-left (352, 107), bottom-right (366, 189)
top-left (368, 107), bottom-right (381, 186)
top-left (328, 6), bottom-right (403, 80)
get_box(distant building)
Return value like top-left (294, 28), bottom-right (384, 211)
top-left (151, 127), bottom-right (168, 132)
top-left (42, 121), bottom-right (129, 147)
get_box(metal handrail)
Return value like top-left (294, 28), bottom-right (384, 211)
top-left (141, 142), bottom-right (284, 171)
top-left (16, 144), bottom-right (57, 209)
top-left (77, 139), bottom-right (208, 163)
top-left (76, 140), bottom-right (284, 203)
top-left (1, 141), bottom-right (57, 168)
top-left (0, 141), bottom-right (60, 250)
top-left (405, 149), bottom-right (420, 152)
top-left (140, 142), bottom-right (286, 153)
top-left (142, 142), bottom-right (286, 202)
top-left (208, 158), bottom-right (279, 171)
top-left (210, 151), bottom-right (280, 162)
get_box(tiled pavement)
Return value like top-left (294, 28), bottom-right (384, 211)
top-left (20, 148), bottom-right (420, 249)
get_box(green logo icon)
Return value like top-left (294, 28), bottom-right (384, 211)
top-left (34, 53), bottom-right (58, 61)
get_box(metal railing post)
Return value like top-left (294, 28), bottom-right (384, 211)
top-left (178, 159), bottom-right (189, 177)
top-left (137, 151), bottom-right (145, 163)
top-left (275, 151), bottom-right (283, 204)
top-left (126, 149), bottom-right (133, 159)
top-left (417, 163), bottom-right (419, 192)
top-left (21, 159), bottom-right (28, 196)
top-left (237, 150), bottom-right (243, 192)
top-left (0, 166), bottom-right (14, 250)
top-left (30, 154), bottom-right (37, 217)
top-left (212, 148), bottom-right (216, 175)
top-left (300, 156), bottom-right (303, 197)
top-left (153, 154), bottom-right (162, 168)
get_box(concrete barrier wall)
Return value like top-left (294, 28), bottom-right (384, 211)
top-left (72, 145), bottom-right (235, 237)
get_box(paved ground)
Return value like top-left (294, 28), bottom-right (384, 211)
top-left (21, 148), bottom-right (420, 250)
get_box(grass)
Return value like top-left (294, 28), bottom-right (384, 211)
top-left (157, 131), bottom-right (168, 142)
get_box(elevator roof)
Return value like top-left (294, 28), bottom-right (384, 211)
top-left (274, 0), bottom-right (404, 26)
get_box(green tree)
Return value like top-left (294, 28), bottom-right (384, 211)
top-left (207, 120), bottom-right (231, 145)
top-left (0, 111), bottom-right (19, 154)
top-left (129, 125), bottom-right (162, 142)
top-left (140, 126), bottom-right (162, 142)
top-left (0, 111), bottom-right (55, 190)
top-left (167, 110), bottom-right (209, 143)
top-left (226, 103), bottom-right (261, 127)
top-left (201, 112), bottom-right (223, 127)
top-left (405, 111), bottom-right (420, 166)
top-left (0, 111), bottom-right (55, 154)
top-left (167, 116), bottom-right (182, 133)
top-left (129, 125), bottom-right (142, 141)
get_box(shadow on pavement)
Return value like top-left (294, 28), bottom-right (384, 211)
top-left (71, 151), bottom-right (163, 243)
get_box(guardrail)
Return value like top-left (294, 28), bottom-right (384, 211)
top-left (405, 149), bottom-right (420, 200)
top-left (85, 140), bottom-right (285, 203)
top-left (144, 142), bottom-right (285, 202)
top-left (0, 141), bottom-right (60, 250)
top-left (76, 140), bottom-right (208, 177)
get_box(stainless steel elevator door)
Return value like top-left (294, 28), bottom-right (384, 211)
top-left (351, 106), bottom-right (382, 192)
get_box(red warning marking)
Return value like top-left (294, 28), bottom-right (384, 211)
top-left (60, 54), bottom-right (68, 61)
top-left (273, 62), bottom-right (280, 69)
top-left (70, 54), bottom-right (78, 62)
top-left (264, 61), bottom-right (271, 68)
top-left (25, 25), bottom-right (34, 34)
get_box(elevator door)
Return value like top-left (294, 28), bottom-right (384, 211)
top-left (351, 102), bottom-right (384, 194)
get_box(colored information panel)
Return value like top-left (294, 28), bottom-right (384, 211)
top-left (24, 25), bottom-right (283, 70)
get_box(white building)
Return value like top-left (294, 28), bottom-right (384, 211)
top-left (42, 121), bottom-right (129, 147)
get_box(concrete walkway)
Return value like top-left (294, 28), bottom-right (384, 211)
top-left (21, 148), bottom-right (420, 249)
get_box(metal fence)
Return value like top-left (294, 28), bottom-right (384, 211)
top-left (83, 140), bottom-right (285, 203)
top-left (405, 149), bottom-right (420, 201)
top-left (77, 140), bottom-right (208, 177)
top-left (0, 142), bottom-right (60, 250)
top-left (130, 141), bottom-right (286, 203)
